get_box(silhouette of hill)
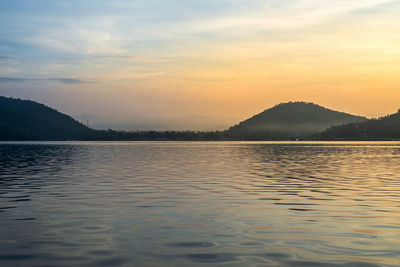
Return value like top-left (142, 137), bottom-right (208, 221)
top-left (0, 96), bottom-right (93, 140)
top-left (317, 110), bottom-right (400, 140)
top-left (227, 102), bottom-right (367, 139)
top-left (5, 96), bottom-right (398, 141)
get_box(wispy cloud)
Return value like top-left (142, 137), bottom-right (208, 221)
top-left (2, 0), bottom-right (393, 58)
top-left (173, 0), bottom-right (393, 35)
top-left (0, 55), bottom-right (16, 60)
top-left (60, 55), bottom-right (167, 63)
top-left (49, 78), bottom-right (89, 84)
top-left (104, 71), bottom-right (165, 80)
top-left (22, 18), bottom-right (127, 54)
top-left (0, 77), bottom-right (91, 84)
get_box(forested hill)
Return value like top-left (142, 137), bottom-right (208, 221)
top-left (0, 96), bottom-right (94, 140)
top-left (2, 96), bottom-right (399, 141)
top-left (317, 110), bottom-right (400, 140)
top-left (227, 102), bottom-right (367, 139)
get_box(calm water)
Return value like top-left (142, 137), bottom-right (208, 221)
top-left (0, 142), bottom-right (400, 267)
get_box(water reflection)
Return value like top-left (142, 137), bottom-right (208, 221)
top-left (0, 142), bottom-right (399, 266)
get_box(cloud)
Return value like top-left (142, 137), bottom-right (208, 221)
top-left (48, 78), bottom-right (87, 84)
top-left (174, 0), bottom-right (392, 35)
top-left (22, 18), bottom-right (127, 54)
top-left (0, 77), bottom-right (26, 82)
top-left (60, 55), bottom-right (167, 63)
top-left (2, 0), bottom-right (393, 60)
top-left (105, 71), bottom-right (165, 80)
top-left (0, 77), bottom-right (90, 84)
top-left (0, 55), bottom-right (16, 60)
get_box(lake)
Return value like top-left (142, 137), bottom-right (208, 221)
top-left (0, 141), bottom-right (399, 266)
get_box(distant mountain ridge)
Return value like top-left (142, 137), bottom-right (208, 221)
top-left (227, 102), bottom-right (367, 139)
top-left (317, 110), bottom-right (400, 140)
top-left (0, 96), bottom-right (93, 140)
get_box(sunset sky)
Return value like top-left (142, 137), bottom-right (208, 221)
top-left (1, 0), bottom-right (400, 130)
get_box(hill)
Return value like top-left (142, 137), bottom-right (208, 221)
top-left (317, 110), bottom-right (400, 140)
top-left (0, 96), bottom-right (94, 140)
top-left (227, 102), bottom-right (367, 140)
top-left (4, 97), bottom-right (393, 141)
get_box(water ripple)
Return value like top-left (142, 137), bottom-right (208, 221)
top-left (0, 141), bottom-right (399, 266)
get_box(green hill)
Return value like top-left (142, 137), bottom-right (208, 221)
top-left (0, 96), bottom-right (94, 140)
top-left (227, 102), bottom-right (367, 139)
top-left (317, 110), bottom-right (400, 140)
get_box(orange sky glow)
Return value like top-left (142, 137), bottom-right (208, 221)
top-left (1, 1), bottom-right (400, 129)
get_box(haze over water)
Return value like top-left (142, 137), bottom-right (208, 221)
top-left (0, 141), bottom-right (400, 266)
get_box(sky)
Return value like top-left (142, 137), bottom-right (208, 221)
top-left (1, 0), bottom-right (400, 130)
